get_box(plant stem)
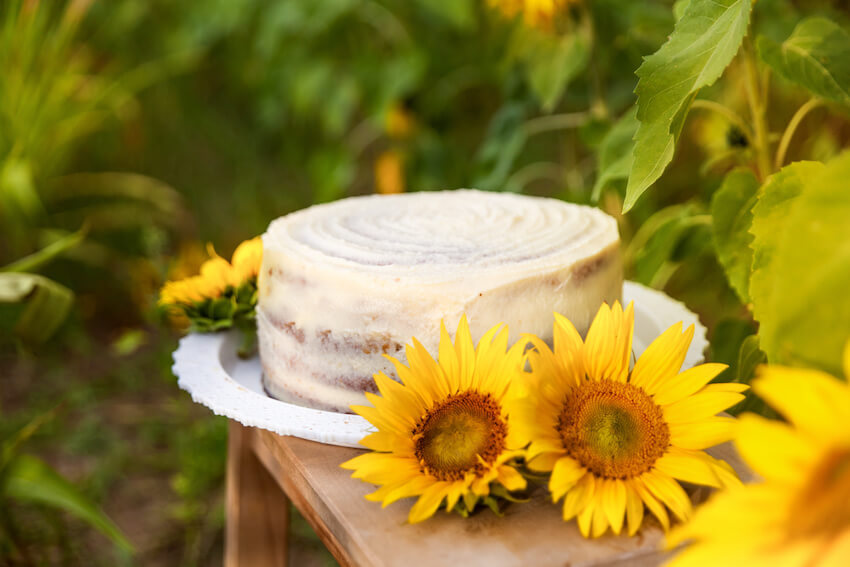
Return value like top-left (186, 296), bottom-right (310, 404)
top-left (774, 98), bottom-right (824, 170)
top-left (523, 112), bottom-right (589, 137)
top-left (743, 39), bottom-right (772, 180)
top-left (690, 99), bottom-right (754, 142)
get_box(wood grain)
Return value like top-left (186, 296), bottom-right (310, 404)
top-left (243, 427), bottom-right (752, 567)
top-left (225, 422), bottom-right (291, 567)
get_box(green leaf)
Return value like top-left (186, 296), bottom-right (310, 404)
top-left (711, 168), bottom-right (759, 303)
top-left (727, 335), bottom-right (775, 416)
top-left (757, 18), bottom-right (850, 106)
top-left (1, 454), bottom-right (133, 552)
top-left (630, 205), bottom-right (705, 286)
top-left (511, 22), bottom-right (590, 112)
top-left (0, 273), bottom-right (74, 343)
top-left (624, 0), bottom-right (752, 211)
top-left (592, 107), bottom-right (638, 201)
top-left (750, 154), bottom-right (850, 375)
top-left (1, 224), bottom-right (88, 273)
top-left (0, 408), bottom-right (60, 470)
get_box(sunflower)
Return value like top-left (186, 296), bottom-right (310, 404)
top-left (489, 0), bottom-right (577, 31)
top-left (159, 237), bottom-right (262, 306)
top-left (667, 344), bottom-right (850, 566)
top-left (341, 316), bottom-right (529, 523)
top-left (159, 236), bottom-right (262, 334)
top-left (515, 302), bottom-right (746, 538)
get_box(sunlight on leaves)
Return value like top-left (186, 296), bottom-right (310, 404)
top-left (711, 168), bottom-right (759, 303)
top-left (625, 0), bottom-right (752, 212)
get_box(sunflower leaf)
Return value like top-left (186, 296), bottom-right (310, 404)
top-left (712, 168), bottom-right (759, 303)
top-left (757, 18), bottom-right (850, 106)
top-left (750, 153), bottom-right (850, 375)
top-left (592, 107), bottom-right (638, 202)
top-left (624, 0), bottom-right (752, 211)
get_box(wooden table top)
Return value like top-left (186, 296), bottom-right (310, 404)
top-left (245, 425), bottom-right (752, 567)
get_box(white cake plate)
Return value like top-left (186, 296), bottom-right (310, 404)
top-left (172, 282), bottom-right (708, 448)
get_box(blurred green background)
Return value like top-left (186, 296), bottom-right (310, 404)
top-left (2, 0), bottom-right (849, 565)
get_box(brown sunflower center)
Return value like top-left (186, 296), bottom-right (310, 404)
top-left (789, 448), bottom-right (850, 540)
top-left (413, 391), bottom-right (507, 482)
top-left (557, 380), bottom-right (670, 479)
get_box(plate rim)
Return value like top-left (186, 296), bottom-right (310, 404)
top-left (173, 281), bottom-right (707, 448)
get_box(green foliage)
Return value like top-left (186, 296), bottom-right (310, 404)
top-left (1, 412), bottom-right (133, 554)
top-left (750, 153), bottom-right (850, 376)
top-left (711, 168), bottom-right (759, 303)
top-left (0, 273), bottom-right (73, 344)
top-left (592, 107), bottom-right (638, 201)
top-left (510, 19), bottom-right (591, 112)
top-left (625, 0), bottom-right (752, 211)
top-left (758, 17), bottom-right (850, 106)
top-left (1, 455), bottom-right (133, 553)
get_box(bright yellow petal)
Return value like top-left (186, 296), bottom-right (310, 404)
top-left (662, 390), bottom-right (747, 424)
top-left (654, 447), bottom-right (737, 488)
top-left (561, 473), bottom-right (596, 521)
top-left (453, 315), bottom-right (476, 392)
top-left (651, 363), bottom-right (729, 406)
top-left (633, 478), bottom-right (669, 531)
top-left (553, 311), bottom-right (585, 383)
top-left (642, 471), bottom-right (692, 522)
top-left (577, 500), bottom-right (595, 537)
top-left (583, 301), bottom-right (634, 383)
top-left (631, 322), bottom-right (694, 394)
top-left (549, 457), bottom-right (587, 501)
top-left (438, 320), bottom-right (461, 393)
top-left (408, 481), bottom-right (450, 523)
top-left (735, 414), bottom-right (822, 484)
top-left (669, 417), bottom-right (736, 450)
top-left (600, 478), bottom-right (627, 535)
top-left (754, 366), bottom-right (850, 440)
top-left (497, 465), bottom-right (527, 492)
top-left (625, 481), bottom-right (644, 536)
top-left (526, 451), bottom-right (562, 472)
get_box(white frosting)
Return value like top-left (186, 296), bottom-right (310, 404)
top-left (257, 189), bottom-right (622, 412)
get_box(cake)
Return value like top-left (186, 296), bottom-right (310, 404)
top-left (257, 190), bottom-right (622, 412)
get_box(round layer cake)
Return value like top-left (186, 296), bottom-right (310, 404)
top-left (257, 189), bottom-right (622, 412)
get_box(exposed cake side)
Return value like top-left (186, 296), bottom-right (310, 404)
top-left (257, 190), bottom-right (622, 413)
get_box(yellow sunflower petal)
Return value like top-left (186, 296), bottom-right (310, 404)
top-left (642, 471), bottom-right (692, 522)
top-left (438, 320), bottom-right (461, 393)
top-left (600, 478), bottom-right (627, 535)
top-left (374, 476), bottom-right (435, 507)
top-left (735, 414), bottom-right (821, 484)
top-left (651, 363), bottom-right (729, 406)
top-left (633, 478), bottom-right (670, 531)
top-left (453, 315), bottom-right (476, 392)
top-left (662, 390), bottom-right (747, 424)
top-left (625, 481), bottom-right (644, 536)
top-left (408, 482), bottom-right (450, 523)
top-left (669, 417), bottom-right (736, 450)
top-left (754, 366), bottom-right (850, 439)
top-left (526, 451), bottom-right (563, 472)
top-left (561, 473), bottom-right (596, 521)
top-left (549, 457), bottom-right (587, 501)
top-left (591, 502), bottom-right (610, 538)
top-left (577, 501), bottom-right (595, 537)
top-left (653, 447), bottom-right (735, 488)
top-left (553, 311), bottom-right (585, 382)
top-left (631, 322), bottom-right (694, 394)
top-left (497, 465), bottom-right (527, 492)
top-left (583, 301), bottom-right (634, 383)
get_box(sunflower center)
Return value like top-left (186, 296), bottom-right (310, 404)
top-left (557, 380), bottom-right (670, 479)
top-left (789, 448), bottom-right (850, 540)
top-left (413, 391), bottom-right (507, 482)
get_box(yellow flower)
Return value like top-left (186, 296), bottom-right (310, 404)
top-left (516, 302), bottom-right (746, 538)
top-left (159, 237), bottom-right (262, 306)
top-left (374, 149), bottom-right (405, 195)
top-left (489, 0), bottom-right (576, 30)
top-left (341, 316), bottom-right (529, 523)
top-left (667, 344), bottom-right (850, 566)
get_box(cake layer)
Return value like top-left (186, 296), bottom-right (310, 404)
top-left (257, 189), bottom-right (622, 413)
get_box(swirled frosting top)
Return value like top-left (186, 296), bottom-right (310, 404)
top-left (263, 189), bottom-right (618, 284)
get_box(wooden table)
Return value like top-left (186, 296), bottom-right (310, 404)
top-left (224, 422), bottom-right (752, 567)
